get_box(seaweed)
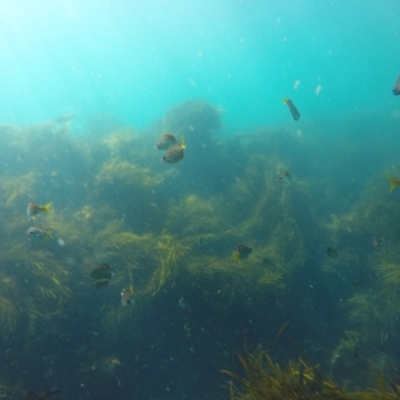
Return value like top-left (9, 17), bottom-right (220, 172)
top-left (0, 171), bottom-right (37, 207)
top-left (142, 233), bottom-right (190, 296)
top-left (0, 296), bottom-right (18, 338)
top-left (162, 99), bottom-right (222, 135)
top-left (222, 348), bottom-right (400, 400)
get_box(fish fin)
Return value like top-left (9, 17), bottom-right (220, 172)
top-left (43, 202), bottom-right (53, 213)
top-left (387, 175), bottom-right (399, 193)
top-left (233, 251), bottom-right (240, 262)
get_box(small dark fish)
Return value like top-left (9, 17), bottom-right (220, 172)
top-left (352, 279), bottom-right (362, 286)
top-left (353, 346), bottom-right (360, 359)
top-left (392, 74), bottom-right (400, 95)
top-left (90, 263), bottom-right (116, 280)
top-left (233, 244), bottom-right (252, 262)
top-left (308, 369), bottom-right (324, 394)
top-left (26, 226), bottom-right (49, 239)
top-left (198, 236), bottom-right (208, 246)
top-left (278, 170), bottom-right (292, 184)
top-left (298, 363), bottom-right (305, 387)
top-left (283, 98), bottom-right (300, 121)
top-left (27, 202), bottom-right (53, 218)
top-left (156, 133), bottom-right (177, 150)
top-left (326, 247), bottom-right (338, 258)
top-left (92, 278), bottom-right (110, 288)
top-left (261, 257), bottom-right (276, 268)
top-left (52, 113), bottom-right (74, 124)
top-left (22, 388), bottom-right (60, 400)
top-left (134, 354), bottom-right (141, 365)
top-left (178, 297), bottom-right (191, 310)
top-left (121, 285), bottom-right (134, 306)
top-left (372, 236), bottom-right (384, 249)
top-left (163, 143), bottom-right (185, 163)
top-left (387, 174), bottom-right (400, 193)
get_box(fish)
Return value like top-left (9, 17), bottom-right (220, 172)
top-left (52, 113), bottom-right (74, 124)
top-left (233, 244), bottom-right (252, 262)
top-left (308, 368), bottom-right (324, 394)
top-left (198, 236), bottom-right (209, 246)
top-left (278, 170), bottom-right (292, 184)
top-left (90, 263), bottom-right (116, 280)
top-left (393, 75), bottom-right (400, 95)
top-left (387, 174), bottom-right (400, 193)
top-left (163, 137), bottom-right (186, 164)
top-left (178, 297), bottom-right (191, 310)
top-left (261, 257), bottom-right (276, 268)
top-left (283, 98), bottom-right (300, 121)
top-left (26, 226), bottom-right (49, 239)
top-left (156, 133), bottom-right (177, 150)
top-left (121, 285), bottom-right (134, 306)
top-left (326, 247), bottom-right (338, 258)
top-left (352, 280), bottom-right (362, 286)
top-left (372, 236), bottom-right (384, 249)
top-left (27, 202), bottom-right (53, 218)
top-left (183, 322), bottom-right (193, 333)
top-left (92, 278), bottom-right (110, 288)
top-left (22, 388), bottom-right (60, 400)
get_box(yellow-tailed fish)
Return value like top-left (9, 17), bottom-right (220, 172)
top-left (163, 136), bottom-right (186, 163)
top-left (278, 170), bottom-right (292, 184)
top-left (27, 201), bottom-right (53, 218)
top-left (387, 174), bottom-right (400, 193)
top-left (26, 226), bottom-right (51, 240)
top-left (22, 387), bottom-right (61, 400)
top-left (92, 278), bottom-right (110, 289)
top-left (233, 244), bottom-right (252, 262)
top-left (393, 75), bottom-right (400, 95)
top-left (121, 285), bottom-right (134, 306)
top-left (156, 133), bottom-right (177, 150)
top-left (90, 263), bottom-right (116, 280)
top-left (283, 98), bottom-right (300, 121)
top-left (326, 247), bottom-right (338, 258)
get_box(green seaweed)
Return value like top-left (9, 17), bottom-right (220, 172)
top-left (222, 348), bottom-right (400, 400)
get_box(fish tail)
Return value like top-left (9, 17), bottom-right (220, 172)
top-left (387, 175), bottom-right (399, 193)
top-left (180, 135), bottom-right (186, 149)
top-left (233, 251), bottom-right (240, 262)
top-left (282, 98), bottom-right (288, 104)
top-left (43, 202), bottom-right (53, 213)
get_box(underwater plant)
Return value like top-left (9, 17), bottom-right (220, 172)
top-left (222, 348), bottom-right (400, 400)
top-left (0, 171), bottom-right (37, 207)
top-left (101, 127), bottom-right (141, 157)
top-left (0, 380), bottom-right (22, 400)
top-left (142, 232), bottom-right (190, 296)
top-left (0, 271), bottom-right (17, 296)
top-left (165, 194), bottom-right (228, 235)
top-left (101, 303), bottom-right (134, 336)
top-left (0, 296), bottom-right (18, 338)
top-left (162, 99), bottom-right (222, 135)
top-left (222, 349), bottom-right (337, 400)
top-left (97, 159), bottom-right (169, 187)
top-left (375, 246), bottom-right (400, 294)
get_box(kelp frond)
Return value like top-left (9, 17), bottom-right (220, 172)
top-left (222, 349), bottom-right (397, 400)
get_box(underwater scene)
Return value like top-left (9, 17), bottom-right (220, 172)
top-left (2, 1), bottom-right (400, 399)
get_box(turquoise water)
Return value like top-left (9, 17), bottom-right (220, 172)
top-left (1, 0), bottom-right (399, 129)
top-left (1, 2), bottom-right (400, 399)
